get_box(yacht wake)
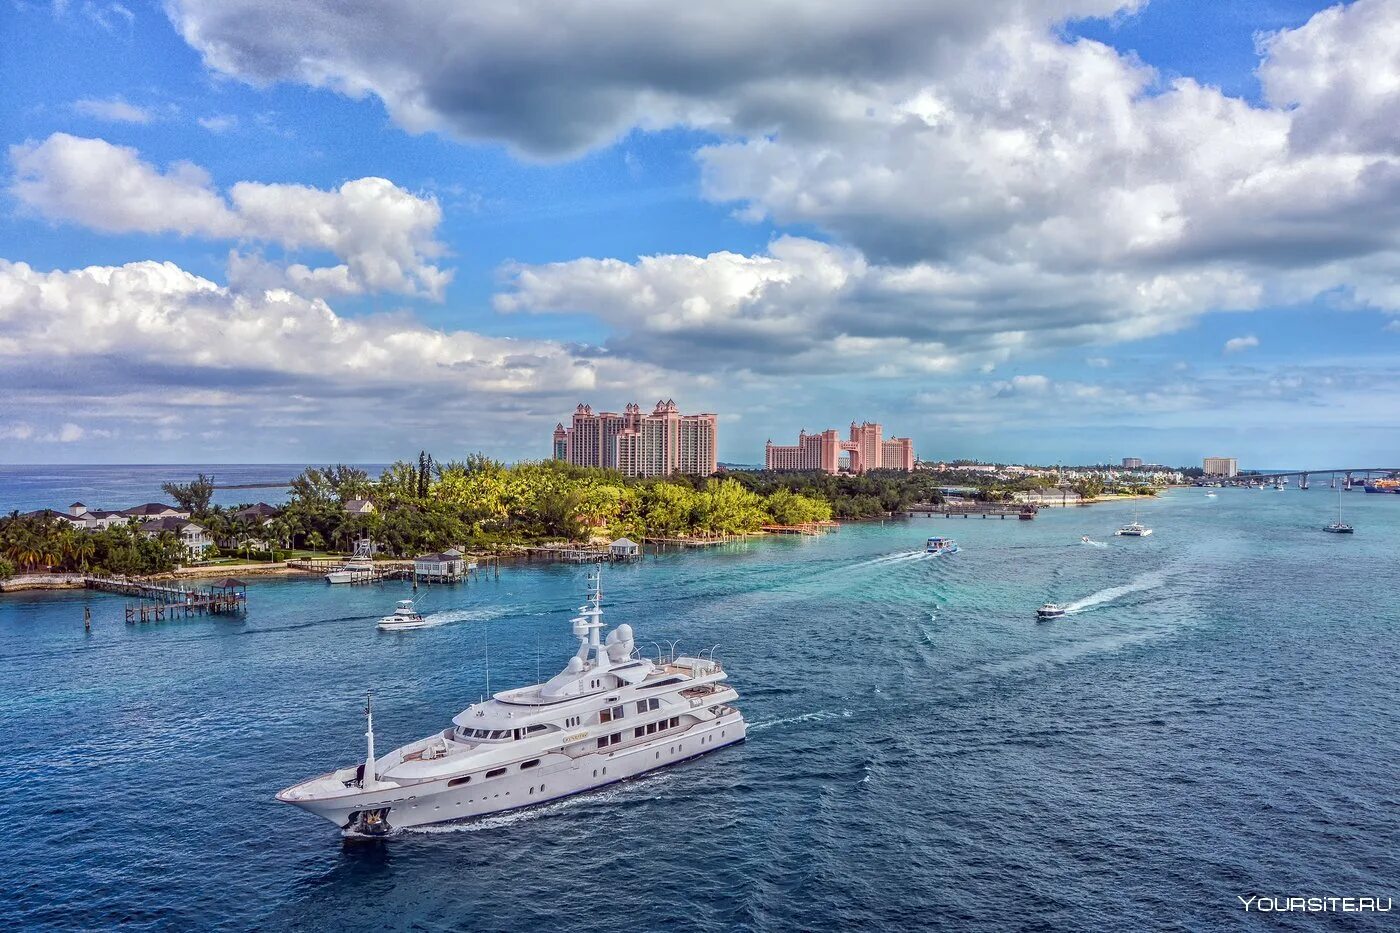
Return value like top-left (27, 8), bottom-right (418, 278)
top-left (749, 708), bottom-right (852, 732)
top-left (419, 606), bottom-right (510, 627)
top-left (1064, 570), bottom-right (1166, 614)
top-left (1080, 539), bottom-right (1108, 549)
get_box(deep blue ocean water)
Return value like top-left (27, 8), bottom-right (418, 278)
top-left (0, 464), bottom-right (389, 513)
top-left (2, 488), bottom-right (1397, 931)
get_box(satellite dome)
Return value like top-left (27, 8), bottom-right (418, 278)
top-left (566, 656), bottom-right (583, 673)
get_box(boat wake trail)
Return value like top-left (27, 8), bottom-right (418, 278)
top-left (1064, 570), bottom-right (1166, 614)
top-left (1080, 539), bottom-right (1108, 549)
top-left (416, 606), bottom-right (510, 628)
top-left (749, 708), bottom-right (853, 732)
top-left (861, 551), bottom-right (928, 567)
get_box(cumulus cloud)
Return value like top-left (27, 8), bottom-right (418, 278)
top-left (490, 0), bottom-right (1400, 377)
top-left (1224, 335), bottom-right (1259, 353)
top-left (0, 258), bottom-right (616, 394)
top-left (164, 0), bottom-right (1141, 158)
top-left (497, 235), bottom-right (1261, 375)
top-left (0, 423), bottom-right (36, 441)
top-left (73, 97), bottom-right (153, 123)
top-left (197, 114), bottom-right (238, 133)
top-left (9, 133), bottom-right (450, 298)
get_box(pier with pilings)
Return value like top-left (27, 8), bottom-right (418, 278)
top-left (906, 502), bottom-right (1038, 519)
top-left (84, 576), bottom-right (248, 623)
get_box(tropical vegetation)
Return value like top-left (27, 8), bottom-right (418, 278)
top-left (0, 513), bottom-right (188, 576)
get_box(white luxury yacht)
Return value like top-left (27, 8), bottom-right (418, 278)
top-left (278, 574), bottom-right (747, 834)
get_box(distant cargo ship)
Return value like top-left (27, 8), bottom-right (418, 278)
top-left (1364, 479), bottom-right (1400, 494)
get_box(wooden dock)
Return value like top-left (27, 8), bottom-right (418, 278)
top-left (906, 502), bottom-right (1038, 519)
top-left (519, 544), bottom-right (610, 563)
top-left (643, 533), bottom-right (754, 548)
top-left (759, 522), bottom-right (838, 536)
top-left (85, 576), bottom-right (248, 623)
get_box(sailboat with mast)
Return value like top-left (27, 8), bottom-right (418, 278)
top-left (1324, 482), bottom-right (1354, 534)
top-left (1114, 501), bottom-right (1153, 537)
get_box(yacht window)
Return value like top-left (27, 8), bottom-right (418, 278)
top-left (520, 759), bottom-right (540, 770)
top-left (612, 705), bottom-right (624, 720)
top-left (512, 728), bottom-right (522, 740)
top-left (448, 775), bottom-right (471, 787)
top-left (645, 723), bottom-right (656, 735)
top-left (641, 677), bottom-right (683, 689)
top-left (634, 727), bottom-right (645, 738)
top-left (649, 698), bottom-right (661, 711)
top-left (485, 768), bottom-right (506, 779)
top-left (596, 737), bottom-right (609, 749)
top-left (599, 708), bottom-right (612, 724)
top-left (669, 717), bottom-right (679, 728)
top-left (491, 730), bottom-right (509, 739)
top-left (527, 724), bottom-right (548, 734)
top-left (635, 701), bottom-right (647, 714)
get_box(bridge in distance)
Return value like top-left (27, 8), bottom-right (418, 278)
top-left (1199, 468), bottom-right (1400, 490)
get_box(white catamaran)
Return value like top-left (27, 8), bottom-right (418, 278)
top-left (278, 574), bottom-right (747, 834)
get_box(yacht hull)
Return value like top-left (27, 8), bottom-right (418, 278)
top-left (280, 713), bottom-right (746, 832)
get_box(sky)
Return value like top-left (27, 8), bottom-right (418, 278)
top-left (1, 0), bottom-right (1398, 469)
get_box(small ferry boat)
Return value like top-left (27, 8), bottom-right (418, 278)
top-left (278, 573), bottom-right (746, 834)
top-left (1205, 492), bottom-right (1217, 498)
top-left (925, 536), bottom-right (960, 555)
top-left (378, 599), bottom-right (431, 631)
top-left (1037, 603), bottom-right (1067, 620)
top-left (327, 557), bottom-right (375, 584)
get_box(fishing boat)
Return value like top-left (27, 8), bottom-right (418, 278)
top-left (925, 536), bottom-right (960, 555)
top-left (378, 599), bottom-right (432, 631)
top-left (277, 573), bottom-right (746, 835)
top-left (326, 557), bottom-right (375, 584)
top-left (1036, 603), bottom-right (1067, 620)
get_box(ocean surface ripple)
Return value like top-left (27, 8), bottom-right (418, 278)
top-left (2, 489), bottom-right (1397, 930)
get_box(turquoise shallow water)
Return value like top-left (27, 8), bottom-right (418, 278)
top-left (2, 488), bottom-right (1398, 930)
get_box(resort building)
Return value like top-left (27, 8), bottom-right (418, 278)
top-left (765, 421), bottom-right (916, 474)
top-left (552, 400), bottom-right (718, 477)
top-left (1203, 457), bottom-right (1239, 477)
top-left (1122, 457), bottom-right (1143, 469)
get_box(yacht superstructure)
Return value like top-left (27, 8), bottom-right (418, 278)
top-left (278, 574), bottom-right (746, 834)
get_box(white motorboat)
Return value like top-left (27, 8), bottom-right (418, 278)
top-left (1036, 603), bottom-right (1067, 621)
top-left (378, 599), bottom-right (431, 631)
top-left (326, 557), bottom-right (375, 584)
top-left (278, 573), bottom-right (747, 834)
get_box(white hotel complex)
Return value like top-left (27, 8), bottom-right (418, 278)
top-left (553, 400), bottom-right (719, 478)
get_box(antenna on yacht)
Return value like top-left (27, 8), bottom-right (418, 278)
top-left (363, 691), bottom-right (378, 789)
top-left (483, 620), bottom-right (491, 697)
